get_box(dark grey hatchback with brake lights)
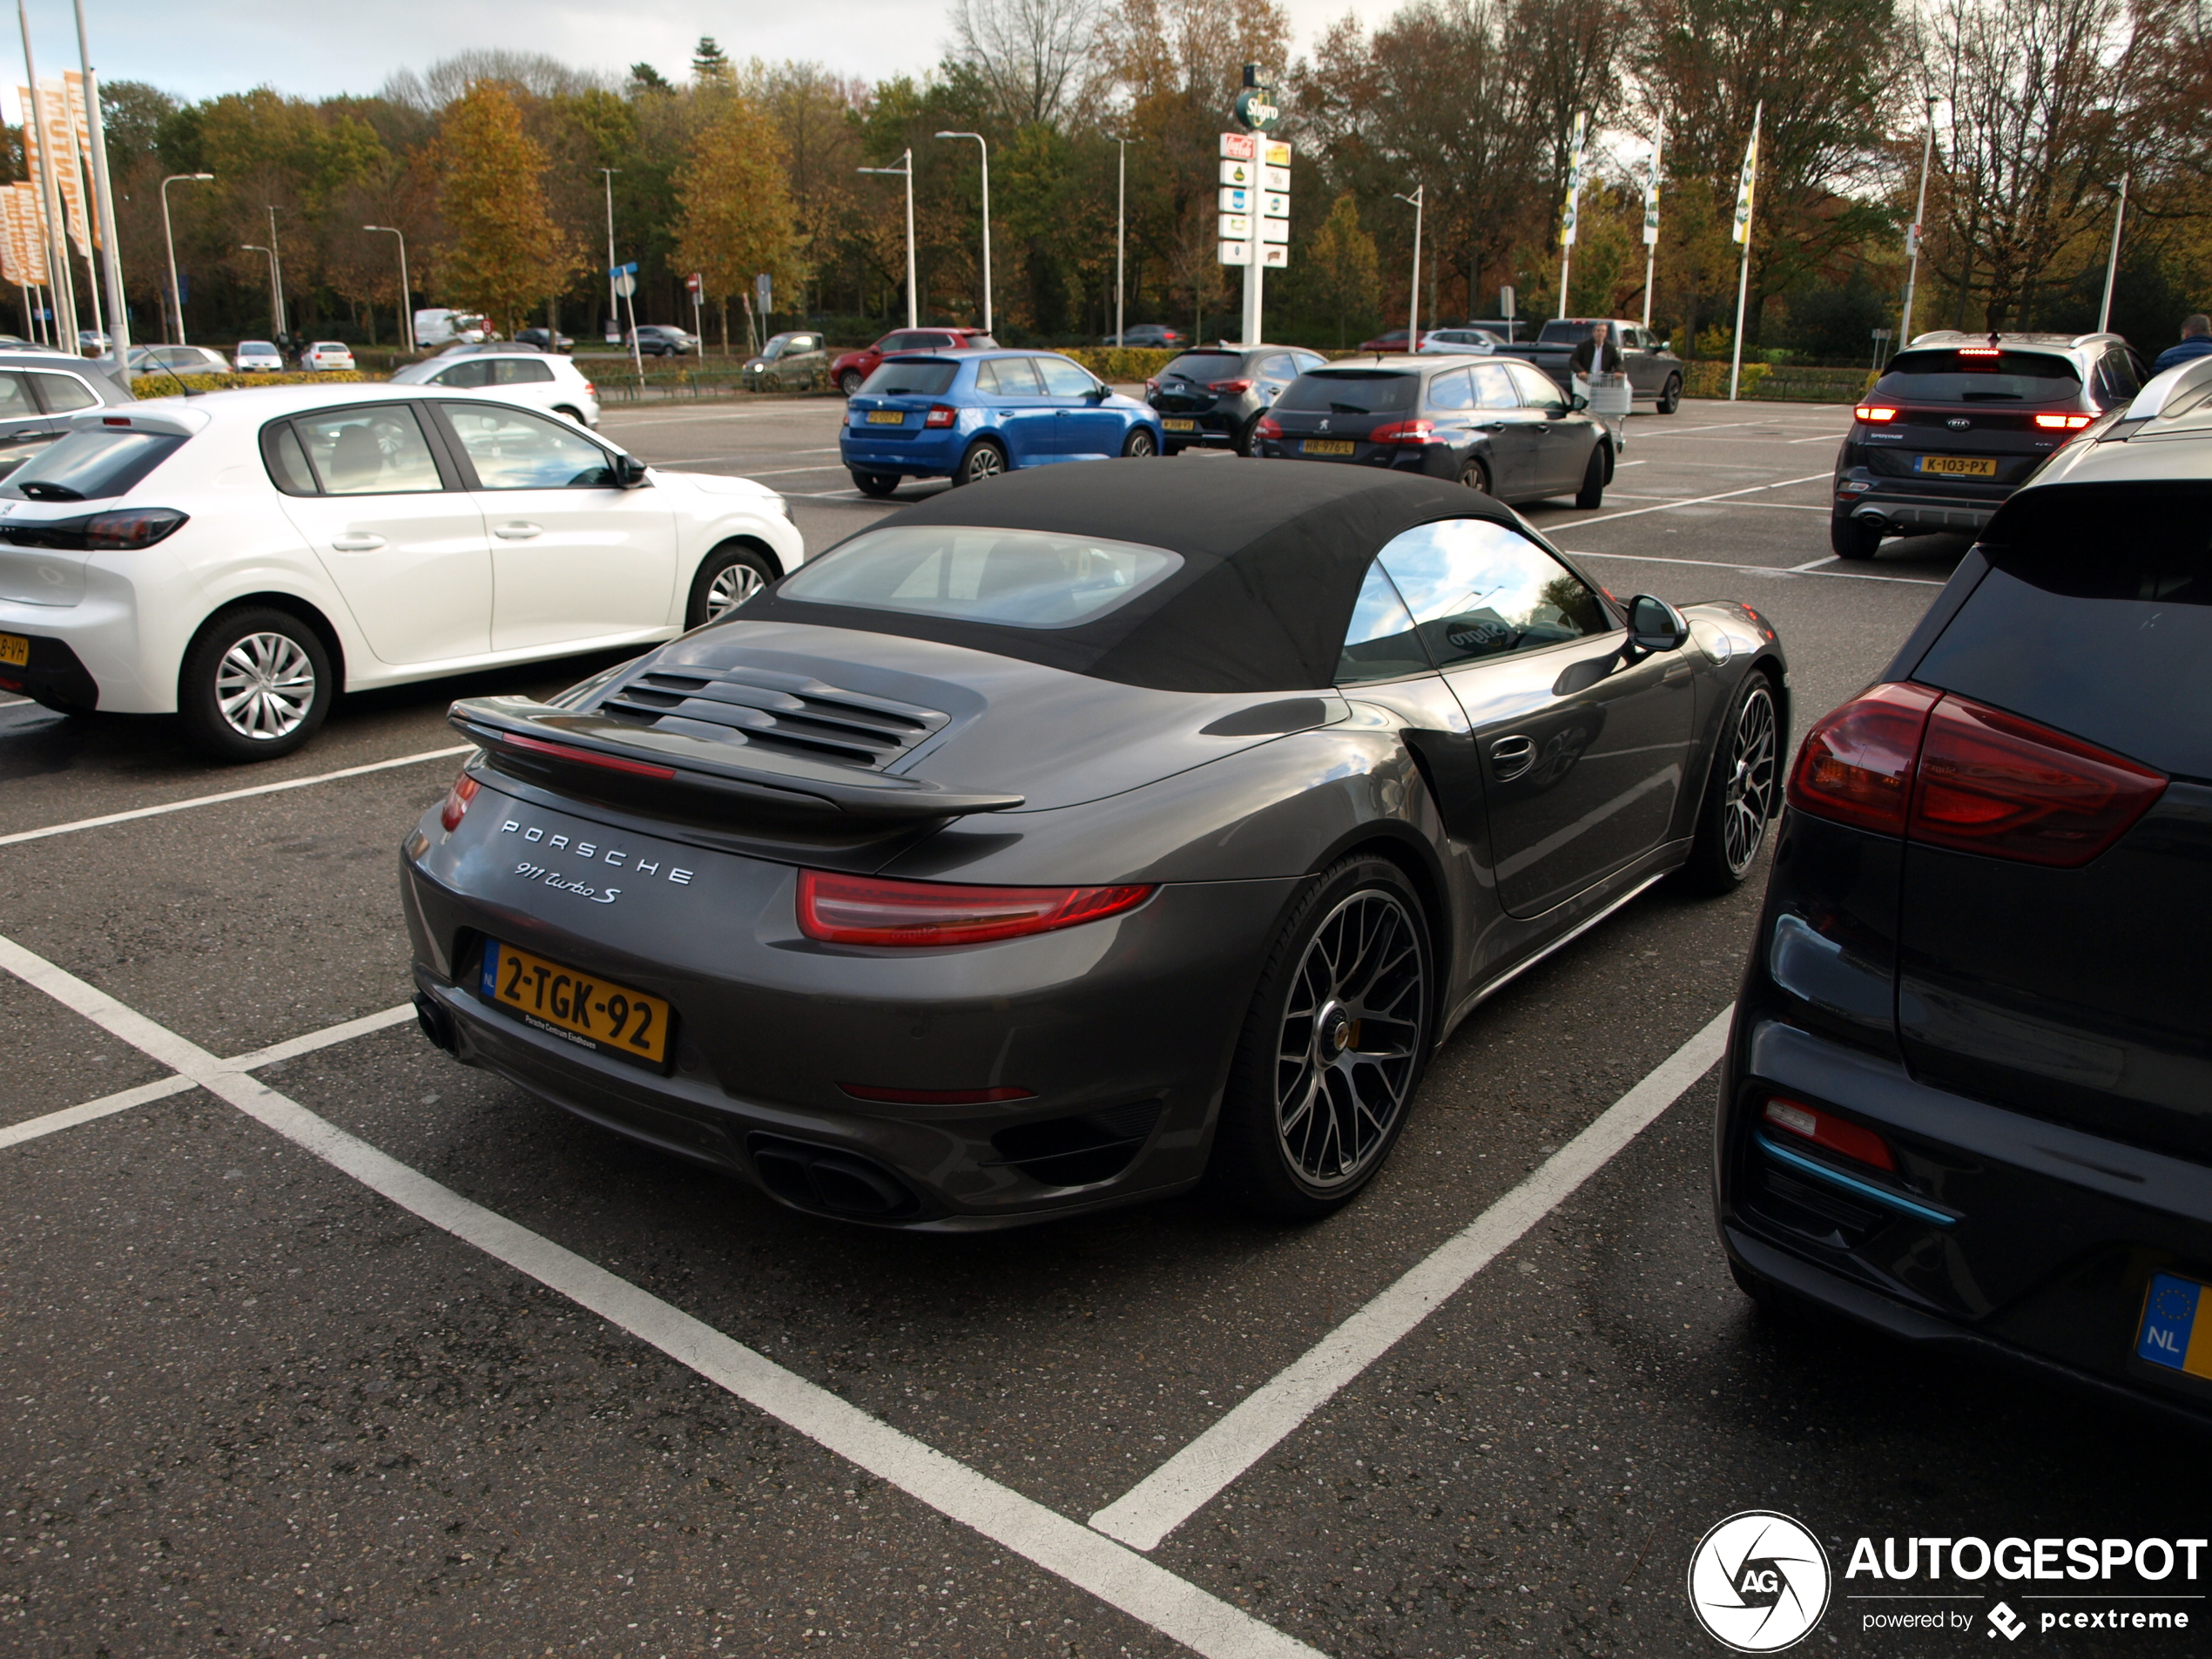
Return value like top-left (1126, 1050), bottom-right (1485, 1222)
top-left (403, 463), bottom-right (1785, 1230)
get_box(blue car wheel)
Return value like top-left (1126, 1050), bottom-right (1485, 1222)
top-left (955, 439), bottom-right (1007, 486)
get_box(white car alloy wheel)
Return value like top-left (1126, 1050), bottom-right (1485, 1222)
top-left (705, 560), bottom-right (764, 620)
top-left (216, 631), bottom-right (318, 739)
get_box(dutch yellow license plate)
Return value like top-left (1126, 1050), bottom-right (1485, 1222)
top-left (1917, 455), bottom-right (1998, 477)
top-left (866, 409), bottom-right (906, 424)
top-left (0, 631), bottom-right (25, 667)
top-left (480, 939), bottom-right (672, 1069)
top-left (1163, 418), bottom-right (1197, 432)
top-left (1303, 439), bottom-right (1356, 456)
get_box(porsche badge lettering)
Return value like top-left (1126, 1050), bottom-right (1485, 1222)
top-left (499, 820), bottom-right (695, 900)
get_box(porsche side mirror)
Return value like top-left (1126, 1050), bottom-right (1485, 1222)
top-left (1628, 593), bottom-right (1689, 652)
top-left (614, 454), bottom-right (649, 488)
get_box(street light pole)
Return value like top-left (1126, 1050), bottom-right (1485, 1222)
top-left (18, 1), bottom-right (78, 350)
top-left (858, 150), bottom-right (917, 329)
top-left (240, 243), bottom-right (280, 339)
top-left (1896, 97), bottom-right (1936, 365)
top-left (363, 225), bottom-right (411, 351)
top-left (2098, 171), bottom-right (2129, 335)
top-left (160, 172), bottom-right (212, 346)
top-left (266, 206), bottom-right (287, 342)
top-left (72, 0), bottom-right (126, 367)
top-left (598, 167), bottom-right (618, 341)
top-left (934, 132), bottom-right (989, 334)
top-left (1395, 185), bottom-right (1424, 348)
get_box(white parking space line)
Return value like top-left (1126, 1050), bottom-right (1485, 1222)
top-left (0, 931), bottom-right (1320, 1659)
top-left (1087, 1008), bottom-right (1733, 1553)
top-left (0, 745), bottom-right (471, 848)
top-left (0, 1074), bottom-right (196, 1151)
top-left (231, 1002), bottom-right (417, 1069)
top-left (1791, 432), bottom-right (1851, 443)
top-left (1566, 549), bottom-right (1943, 586)
top-left (1561, 473), bottom-right (1831, 529)
top-left (0, 692), bottom-right (29, 707)
top-left (599, 408), bottom-right (826, 429)
top-left (1791, 555), bottom-right (1842, 572)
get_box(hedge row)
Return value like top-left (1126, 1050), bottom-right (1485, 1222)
top-left (1681, 361), bottom-right (1875, 403)
top-left (1058, 347), bottom-right (1182, 382)
top-left (133, 370), bottom-right (373, 398)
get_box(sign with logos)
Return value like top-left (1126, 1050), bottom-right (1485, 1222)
top-left (1261, 245), bottom-right (1288, 268)
top-left (1261, 165), bottom-right (1291, 192)
top-left (1259, 192), bottom-right (1289, 219)
top-left (1263, 139), bottom-right (1292, 167)
top-left (1220, 213), bottom-right (1251, 239)
top-left (1219, 132), bottom-right (1255, 161)
top-left (1234, 86), bottom-right (1279, 132)
top-left (1220, 185), bottom-right (1251, 213)
top-left (1220, 158), bottom-right (1255, 188)
top-left (1218, 239), bottom-right (1251, 266)
top-left (1259, 218), bottom-right (1289, 245)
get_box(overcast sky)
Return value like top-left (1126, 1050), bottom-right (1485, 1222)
top-left (21, 0), bottom-right (1393, 105)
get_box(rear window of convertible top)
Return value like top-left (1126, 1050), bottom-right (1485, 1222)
top-left (779, 524), bottom-right (1184, 630)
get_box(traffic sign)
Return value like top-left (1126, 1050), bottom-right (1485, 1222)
top-left (1218, 239), bottom-right (1251, 266)
top-left (756, 273), bottom-right (772, 314)
top-left (1261, 165), bottom-right (1291, 192)
top-left (1220, 186), bottom-right (1251, 213)
top-left (611, 270), bottom-right (637, 298)
top-left (1219, 132), bottom-right (1255, 161)
top-left (1260, 192), bottom-right (1289, 219)
top-left (608, 260), bottom-right (637, 277)
top-left (1220, 213), bottom-right (1251, 239)
top-left (685, 271), bottom-right (702, 294)
top-left (1220, 159), bottom-right (1254, 187)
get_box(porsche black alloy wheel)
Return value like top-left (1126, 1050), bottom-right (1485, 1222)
top-left (851, 469), bottom-right (900, 498)
top-left (1575, 444), bottom-right (1607, 509)
top-left (955, 440), bottom-right (1006, 485)
top-left (179, 605), bottom-right (333, 762)
top-left (1214, 856), bottom-right (1433, 1217)
top-left (1657, 373), bottom-right (1683, 415)
top-left (1682, 672), bottom-right (1780, 892)
top-left (1123, 428), bottom-right (1158, 458)
top-left (686, 543), bottom-right (777, 628)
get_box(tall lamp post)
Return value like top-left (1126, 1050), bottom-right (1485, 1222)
top-left (240, 243), bottom-right (281, 340)
top-left (1395, 185), bottom-right (1425, 348)
top-left (1896, 97), bottom-right (1936, 365)
top-left (73, 0), bottom-right (126, 368)
top-left (160, 172), bottom-right (213, 346)
top-left (934, 131), bottom-right (990, 334)
top-left (2097, 171), bottom-right (2130, 334)
top-left (858, 150), bottom-right (917, 330)
top-left (1109, 134), bottom-right (1142, 348)
top-left (363, 225), bottom-right (412, 351)
top-left (597, 166), bottom-right (618, 341)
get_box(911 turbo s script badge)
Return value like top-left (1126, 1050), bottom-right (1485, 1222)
top-left (499, 820), bottom-right (694, 905)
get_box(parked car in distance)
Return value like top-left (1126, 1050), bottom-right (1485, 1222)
top-left (300, 341), bottom-right (356, 372)
top-left (1493, 319), bottom-right (1683, 412)
top-left (1417, 327), bottom-right (1501, 354)
top-left (831, 327), bottom-right (995, 396)
top-left (1148, 344), bottom-right (1325, 455)
top-left (414, 308), bottom-right (495, 347)
top-left (388, 347), bottom-right (602, 428)
top-left (1718, 349), bottom-right (2212, 1424)
top-left (629, 324), bottom-right (696, 358)
top-left (1109, 324), bottom-right (1185, 349)
top-left (1259, 354), bottom-right (1614, 509)
top-left (0, 347), bottom-right (135, 477)
top-left (0, 386), bottom-right (802, 756)
top-left (1829, 329), bottom-right (2147, 560)
top-left (124, 344), bottom-right (231, 380)
top-left (234, 341), bottom-right (285, 373)
top-left (1357, 328), bottom-right (1432, 353)
top-left (513, 327), bottom-right (574, 354)
top-left (77, 328), bottom-right (109, 354)
top-left (840, 348), bottom-right (1162, 495)
top-left (740, 330), bottom-right (826, 388)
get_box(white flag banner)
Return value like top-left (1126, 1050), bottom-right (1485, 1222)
top-left (1731, 102), bottom-right (1762, 246)
top-left (1643, 118), bottom-right (1663, 248)
top-left (63, 73), bottom-right (100, 250)
top-left (10, 179), bottom-right (49, 285)
top-left (0, 185), bottom-right (23, 286)
top-left (1561, 111), bottom-right (1587, 248)
top-left (24, 80), bottom-right (91, 260)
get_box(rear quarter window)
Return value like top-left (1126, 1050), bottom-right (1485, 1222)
top-left (1914, 482), bottom-right (2212, 778)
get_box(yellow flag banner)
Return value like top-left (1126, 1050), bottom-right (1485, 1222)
top-left (62, 73), bottom-right (99, 251)
top-left (10, 179), bottom-right (49, 286)
top-left (0, 185), bottom-right (22, 287)
top-left (37, 79), bottom-right (90, 260)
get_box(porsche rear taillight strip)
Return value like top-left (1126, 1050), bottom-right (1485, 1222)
top-left (495, 732), bottom-right (678, 780)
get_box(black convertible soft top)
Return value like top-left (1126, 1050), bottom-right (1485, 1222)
top-left (737, 462), bottom-right (1531, 693)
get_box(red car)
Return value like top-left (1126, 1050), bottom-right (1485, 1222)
top-left (1356, 328), bottom-right (1433, 353)
top-left (831, 327), bottom-right (995, 395)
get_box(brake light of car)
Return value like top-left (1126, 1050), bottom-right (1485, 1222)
top-left (1852, 405), bottom-right (1898, 422)
top-left (1909, 695), bottom-right (2166, 867)
top-left (2033, 413), bottom-right (2094, 429)
top-left (439, 772), bottom-right (480, 832)
top-left (583, 381), bottom-right (596, 397)
top-left (1785, 681), bottom-right (1942, 834)
top-left (924, 404), bottom-right (957, 428)
top-left (1369, 420), bottom-right (1437, 445)
top-left (797, 870), bottom-right (1156, 947)
top-left (1208, 378), bottom-right (1254, 394)
top-left (1762, 1096), bottom-right (1896, 1171)
top-left (1145, 378), bottom-right (1159, 393)
top-left (1256, 415), bottom-right (1282, 440)
top-left (494, 731), bottom-right (678, 779)
top-left (0, 507), bottom-right (189, 551)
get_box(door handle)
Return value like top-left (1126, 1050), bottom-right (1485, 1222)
top-left (329, 532), bottom-right (386, 551)
top-left (1489, 734), bottom-right (1536, 781)
top-left (494, 522), bottom-right (543, 540)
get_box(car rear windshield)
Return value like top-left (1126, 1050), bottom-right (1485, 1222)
top-left (1160, 353), bottom-right (1246, 381)
top-left (1873, 347), bottom-right (2082, 402)
top-left (1278, 371), bottom-right (1419, 415)
top-left (781, 524), bottom-right (1184, 630)
top-left (1914, 482), bottom-right (2212, 778)
top-left (0, 428), bottom-right (186, 501)
top-left (1537, 321), bottom-right (1595, 345)
top-left (860, 359), bottom-right (959, 397)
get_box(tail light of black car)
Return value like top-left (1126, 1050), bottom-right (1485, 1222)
top-left (1787, 682), bottom-right (2167, 866)
top-left (0, 507), bottom-right (188, 550)
top-left (797, 871), bottom-right (1155, 947)
top-left (1208, 378), bottom-right (1253, 394)
top-left (1256, 415), bottom-right (1282, 440)
top-left (1851, 404), bottom-right (1898, 423)
top-left (1762, 1096), bottom-right (1895, 1171)
top-left (439, 771), bottom-right (480, 832)
top-left (2033, 413), bottom-right (2094, 430)
top-left (1369, 420), bottom-right (1436, 446)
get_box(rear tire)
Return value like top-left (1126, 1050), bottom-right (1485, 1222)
top-left (1575, 443), bottom-right (1607, 509)
top-left (1209, 855), bottom-right (1434, 1220)
top-left (1122, 427), bottom-right (1158, 458)
top-left (954, 439), bottom-right (1007, 485)
top-left (178, 606), bottom-right (333, 763)
top-left (686, 543), bottom-right (778, 628)
top-left (1235, 415), bottom-right (1263, 457)
top-left (850, 469), bottom-right (900, 498)
top-left (1458, 456), bottom-right (1492, 496)
top-left (1656, 373), bottom-right (1683, 415)
top-left (1830, 511), bottom-right (1884, 560)
top-left (839, 369), bottom-right (864, 396)
top-left (1679, 671), bottom-right (1781, 894)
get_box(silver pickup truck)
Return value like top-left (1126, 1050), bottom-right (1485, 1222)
top-left (1494, 319), bottom-right (1684, 413)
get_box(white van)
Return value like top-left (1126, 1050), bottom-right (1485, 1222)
top-left (412, 309), bottom-right (495, 347)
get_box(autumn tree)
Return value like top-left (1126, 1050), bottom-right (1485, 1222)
top-left (429, 80), bottom-right (580, 338)
top-left (672, 97), bottom-right (807, 354)
top-left (1305, 192), bottom-right (1379, 344)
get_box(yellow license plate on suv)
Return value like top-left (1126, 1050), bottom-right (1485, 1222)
top-left (480, 939), bottom-right (672, 1069)
top-left (1917, 455), bottom-right (1998, 477)
top-left (0, 631), bottom-right (25, 667)
top-left (866, 409), bottom-right (906, 424)
top-left (1303, 439), bottom-right (1356, 456)
top-left (1162, 418), bottom-right (1197, 432)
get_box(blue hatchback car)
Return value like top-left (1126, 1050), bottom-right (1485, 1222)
top-left (840, 349), bottom-right (1163, 496)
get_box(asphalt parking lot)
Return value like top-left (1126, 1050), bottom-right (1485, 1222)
top-left (4, 399), bottom-right (2201, 1658)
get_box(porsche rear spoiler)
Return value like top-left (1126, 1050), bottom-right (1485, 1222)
top-left (448, 696), bottom-right (1023, 820)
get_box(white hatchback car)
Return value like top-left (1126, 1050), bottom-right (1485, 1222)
top-left (234, 341), bottom-right (285, 373)
top-left (389, 348), bottom-right (602, 428)
top-left (0, 386), bottom-right (802, 760)
top-left (302, 341), bottom-right (356, 371)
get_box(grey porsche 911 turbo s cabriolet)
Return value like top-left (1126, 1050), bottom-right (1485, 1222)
top-left (401, 463), bottom-right (1787, 1231)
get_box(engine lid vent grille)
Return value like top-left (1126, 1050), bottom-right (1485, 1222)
top-left (597, 663), bottom-right (948, 769)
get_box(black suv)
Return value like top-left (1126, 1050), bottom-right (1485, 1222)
top-left (1148, 345), bottom-right (1325, 455)
top-left (1720, 351), bottom-right (2212, 1420)
top-left (1831, 329), bottom-right (2147, 559)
